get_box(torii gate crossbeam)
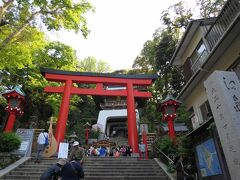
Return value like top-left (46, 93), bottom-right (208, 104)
top-left (40, 68), bottom-right (157, 154)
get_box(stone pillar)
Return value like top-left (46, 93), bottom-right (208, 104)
top-left (204, 71), bottom-right (240, 180)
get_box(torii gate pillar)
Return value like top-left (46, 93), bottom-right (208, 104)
top-left (55, 80), bottom-right (72, 143)
top-left (127, 83), bottom-right (138, 153)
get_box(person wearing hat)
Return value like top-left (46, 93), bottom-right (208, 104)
top-left (40, 159), bottom-right (67, 180)
top-left (69, 141), bottom-right (85, 164)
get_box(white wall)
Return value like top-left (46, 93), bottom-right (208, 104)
top-left (97, 109), bottom-right (140, 134)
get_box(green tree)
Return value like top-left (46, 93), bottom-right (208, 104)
top-left (0, 0), bottom-right (94, 51)
top-left (34, 41), bottom-right (78, 70)
top-left (0, 27), bottom-right (46, 69)
top-left (0, 36), bottom-right (82, 129)
top-left (155, 30), bottom-right (185, 97)
top-left (132, 1), bottom-right (193, 130)
top-left (160, 1), bottom-right (193, 34)
top-left (132, 39), bottom-right (158, 73)
top-left (78, 56), bottom-right (111, 73)
top-left (196, 0), bottom-right (226, 18)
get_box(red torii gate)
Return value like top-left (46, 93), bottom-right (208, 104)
top-left (40, 68), bottom-right (157, 153)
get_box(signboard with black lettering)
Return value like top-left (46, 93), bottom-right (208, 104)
top-left (204, 71), bottom-right (240, 180)
top-left (58, 142), bottom-right (69, 159)
top-left (13, 129), bottom-right (35, 157)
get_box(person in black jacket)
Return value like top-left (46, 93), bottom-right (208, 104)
top-left (61, 160), bottom-right (84, 180)
top-left (40, 159), bottom-right (67, 180)
top-left (174, 156), bottom-right (185, 180)
top-left (125, 145), bottom-right (132, 156)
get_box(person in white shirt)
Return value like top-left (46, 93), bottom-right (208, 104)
top-left (139, 143), bottom-right (146, 160)
top-left (35, 129), bottom-right (49, 163)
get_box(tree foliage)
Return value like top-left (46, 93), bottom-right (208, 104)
top-left (196, 0), bottom-right (226, 18)
top-left (0, 0), bottom-right (94, 51)
top-left (132, 2), bottom-right (191, 126)
top-left (78, 56), bottom-right (111, 73)
top-left (161, 1), bottom-right (193, 33)
top-left (0, 0), bottom-right (113, 141)
top-left (0, 27), bottom-right (46, 69)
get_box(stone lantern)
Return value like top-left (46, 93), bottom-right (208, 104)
top-left (159, 94), bottom-right (181, 141)
top-left (2, 86), bottom-right (25, 132)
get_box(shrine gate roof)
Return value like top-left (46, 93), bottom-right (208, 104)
top-left (40, 68), bottom-right (158, 82)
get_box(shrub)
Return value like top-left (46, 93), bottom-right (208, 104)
top-left (91, 128), bottom-right (101, 139)
top-left (0, 133), bottom-right (21, 152)
top-left (155, 135), bottom-right (178, 155)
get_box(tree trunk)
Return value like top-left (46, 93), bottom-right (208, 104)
top-left (0, 0), bottom-right (14, 19)
top-left (0, 11), bottom-right (39, 51)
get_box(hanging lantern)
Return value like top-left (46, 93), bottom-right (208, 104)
top-left (159, 94), bottom-right (181, 141)
top-left (2, 86), bottom-right (25, 132)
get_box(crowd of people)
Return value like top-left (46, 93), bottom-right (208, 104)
top-left (39, 140), bottom-right (134, 179)
top-left (37, 130), bottom-right (149, 180)
top-left (85, 144), bottom-right (133, 157)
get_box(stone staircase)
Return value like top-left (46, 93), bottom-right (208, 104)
top-left (1, 157), bottom-right (169, 180)
top-left (84, 157), bottom-right (169, 180)
top-left (1, 158), bottom-right (56, 180)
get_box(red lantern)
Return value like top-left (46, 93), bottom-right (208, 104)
top-left (2, 86), bottom-right (25, 132)
top-left (84, 122), bottom-right (92, 145)
top-left (159, 94), bottom-right (181, 141)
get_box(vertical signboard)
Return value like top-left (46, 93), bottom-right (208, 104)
top-left (58, 142), bottom-right (69, 159)
top-left (204, 71), bottom-right (240, 180)
top-left (13, 129), bottom-right (35, 157)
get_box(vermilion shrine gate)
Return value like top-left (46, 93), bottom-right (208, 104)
top-left (40, 68), bottom-right (157, 153)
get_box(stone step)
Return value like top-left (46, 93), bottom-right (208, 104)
top-left (84, 159), bottom-right (155, 162)
top-left (84, 175), bottom-right (168, 180)
top-left (84, 159), bottom-right (154, 163)
top-left (85, 157), bottom-right (139, 159)
top-left (84, 172), bottom-right (164, 175)
top-left (11, 168), bottom-right (50, 172)
top-left (84, 166), bottom-right (163, 170)
top-left (15, 165), bottom-right (162, 171)
top-left (2, 175), bottom-right (40, 180)
top-left (10, 170), bottom-right (163, 176)
top-left (84, 162), bottom-right (156, 166)
top-left (19, 164), bottom-right (156, 169)
top-left (25, 162), bottom-right (153, 165)
top-left (85, 157), bottom-right (141, 161)
top-left (17, 165), bottom-right (55, 169)
top-left (8, 171), bottom-right (41, 176)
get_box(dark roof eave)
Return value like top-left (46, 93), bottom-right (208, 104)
top-left (170, 18), bottom-right (217, 65)
top-left (40, 68), bottom-right (158, 82)
top-left (185, 118), bottom-right (214, 138)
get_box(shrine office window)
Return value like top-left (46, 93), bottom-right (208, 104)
top-left (200, 101), bottom-right (213, 122)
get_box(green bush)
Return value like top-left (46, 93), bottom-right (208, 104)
top-left (155, 136), bottom-right (178, 155)
top-left (0, 133), bottom-right (21, 152)
top-left (91, 128), bottom-right (101, 139)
